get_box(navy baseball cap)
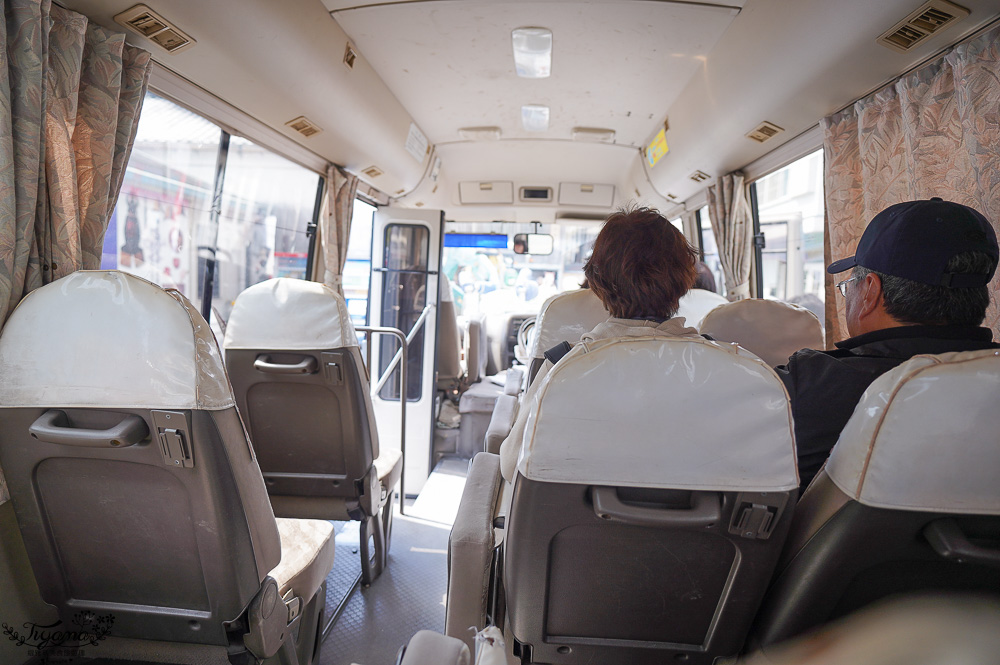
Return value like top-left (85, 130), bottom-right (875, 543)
top-left (827, 198), bottom-right (999, 288)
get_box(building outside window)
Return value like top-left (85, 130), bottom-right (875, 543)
top-left (754, 150), bottom-right (825, 324)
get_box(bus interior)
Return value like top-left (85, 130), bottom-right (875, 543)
top-left (1, 0), bottom-right (999, 664)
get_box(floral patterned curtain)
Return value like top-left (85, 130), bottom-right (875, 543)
top-left (320, 164), bottom-right (359, 296)
top-left (822, 24), bottom-right (1000, 343)
top-left (0, 2), bottom-right (149, 503)
top-left (0, 0), bottom-right (151, 327)
top-left (707, 171), bottom-right (754, 300)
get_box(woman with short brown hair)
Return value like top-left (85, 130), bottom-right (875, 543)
top-left (585, 207), bottom-right (699, 320)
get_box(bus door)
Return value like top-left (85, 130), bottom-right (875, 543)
top-left (369, 207), bottom-right (444, 496)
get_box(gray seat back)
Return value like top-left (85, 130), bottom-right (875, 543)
top-left (699, 298), bottom-right (824, 366)
top-left (0, 271), bottom-right (281, 646)
top-left (504, 336), bottom-right (799, 664)
top-left (437, 275), bottom-right (464, 391)
top-left (464, 313), bottom-right (488, 385)
top-left (752, 350), bottom-right (1000, 648)
top-left (223, 278), bottom-right (379, 520)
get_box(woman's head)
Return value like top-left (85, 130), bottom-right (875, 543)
top-left (584, 207), bottom-right (698, 319)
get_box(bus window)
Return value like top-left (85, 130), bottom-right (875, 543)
top-left (214, 137), bottom-right (321, 319)
top-left (102, 92), bottom-right (221, 297)
top-left (697, 205), bottom-right (725, 297)
top-left (558, 223), bottom-right (601, 291)
top-left (378, 223), bottom-right (429, 401)
top-left (344, 199), bottom-right (376, 328)
top-left (104, 91), bottom-right (322, 322)
top-left (754, 149), bottom-right (825, 324)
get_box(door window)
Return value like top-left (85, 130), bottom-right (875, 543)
top-left (378, 224), bottom-right (430, 401)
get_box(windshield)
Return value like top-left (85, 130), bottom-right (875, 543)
top-left (443, 222), bottom-right (601, 318)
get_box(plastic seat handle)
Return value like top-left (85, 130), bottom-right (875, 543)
top-left (924, 518), bottom-right (1000, 568)
top-left (29, 410), bottom-right (149, 448)
top-left (254, 355), bottom-right (318, 374)
top-left (592, 487), bottom-right (721, 528)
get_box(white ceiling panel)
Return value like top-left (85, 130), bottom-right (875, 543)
top-left (331, 1), bottom-right (742, 146)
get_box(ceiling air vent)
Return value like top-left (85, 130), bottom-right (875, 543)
top-left (877, 0), bottom-right (969, 53)
top-left (519, 186), bottom-right (553, 203)
top-left (285, 116), bottom-right (322, 138)
top-left (114, 5), bottom-right (195, 54)
top-left (344, 43), bottom-right (358, 69)
top-left (689, 170), bottom-right (711, 183)
top-left (362, 166), bottom-right (383, 179)
top-left (459, 127), bottom-right (502, 141)
top-left (747, 121), bottom-right (784, 143)
top-left (572, 127), bottom-right (616, 143)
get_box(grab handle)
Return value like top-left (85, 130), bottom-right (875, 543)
top-left (924, 518), bottom-right (1000, 568)
top-left (592, 487), bottom-right (721, 528)
top-left (30, 410), bottom-right (149, 448)
top-left (254, 355), bottom-right (318, 374)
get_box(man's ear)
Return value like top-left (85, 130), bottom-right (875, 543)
top-left (858, 272), bottom-right (883, 318)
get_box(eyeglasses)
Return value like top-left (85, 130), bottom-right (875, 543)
top-left (836, 276), bottom-right (858, 297)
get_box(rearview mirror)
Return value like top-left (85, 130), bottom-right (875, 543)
top-left (512, 233), bottom-right (553, 256)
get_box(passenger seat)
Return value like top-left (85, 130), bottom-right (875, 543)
top-left (0, 271), bottom-right (334, 664)
top-left (453, 335), bottom-right (800, 663)
top-left (750, 349), bottom-right (1000, 650)
top-left (699, 298), bottom-right (823, 367)
top-left (224, 277), bottom-right (401, 585)
top-left (480, 288), bottom-right (609, 454)
top-left (525, 288), bottom-right (610, 383)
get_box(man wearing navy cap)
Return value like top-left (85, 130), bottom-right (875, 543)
top-left (777, 198), bottom-right (999, 493)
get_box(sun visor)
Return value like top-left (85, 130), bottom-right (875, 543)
top-left (518, 336), bottom-right (798, 491)
top-left (0, 271), bottom-right (233, 410)
top-left (224, 278), bottom-right (358, 351)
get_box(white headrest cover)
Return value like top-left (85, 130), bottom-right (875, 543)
top-left (519, 336), bottom-right (798, 491)
top-left (699, 299), bottom-right (823, 367)
top-left (531, 289), bottom-right (610, 359)
top-left (826, 349), bottom-right (1000, 515)
top-left (223, 278), bottom-right (358, 351)
top-left (0, 271), bottom-right (233, 410)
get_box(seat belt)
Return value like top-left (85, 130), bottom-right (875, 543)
top-left (543, 341), bottom-right (573, 365)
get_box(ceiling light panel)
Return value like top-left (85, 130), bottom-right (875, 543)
top-left (521, 105), bottom-right (550, 132)
top-left (512, 27), bottom-right (552, 78)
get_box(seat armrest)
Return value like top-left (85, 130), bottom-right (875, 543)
top-left (446, 453), bottom-right (504, 650)
top-left (503, 367), bottom-right (524, 396)
top-left (398, 630), bottom-right (471, 665)
top-left (484, 395), bottom-right (518, 455)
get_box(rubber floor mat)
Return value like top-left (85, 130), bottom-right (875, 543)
top-left (318, 513), bottom-right (451, 665)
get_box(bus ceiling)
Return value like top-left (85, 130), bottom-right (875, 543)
top-left (66, 0), bottom-right (1000, 217)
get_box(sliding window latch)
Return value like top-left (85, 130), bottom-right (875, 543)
top-left (753, 232), bottom-right (767, 250)
top-left (152, 410), bottom-right (194, 468)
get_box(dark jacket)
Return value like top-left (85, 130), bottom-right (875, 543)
top-left (775, 325), bottom-right (999, 492)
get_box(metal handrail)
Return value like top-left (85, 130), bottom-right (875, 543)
top-left (371, 304), bottom-right (434, 395)
top-left (356, 302), bottom-right (434, 516)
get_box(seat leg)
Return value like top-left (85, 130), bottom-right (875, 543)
top-left (260, 633), bottom-right (302, 665)
top-left (359, 512), bottom-right (386, 587)
top-left (382, 488), bottom-right (395, 554)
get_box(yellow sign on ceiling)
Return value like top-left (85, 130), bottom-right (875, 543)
top-left (646, 127), bottom-right (669, 168)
